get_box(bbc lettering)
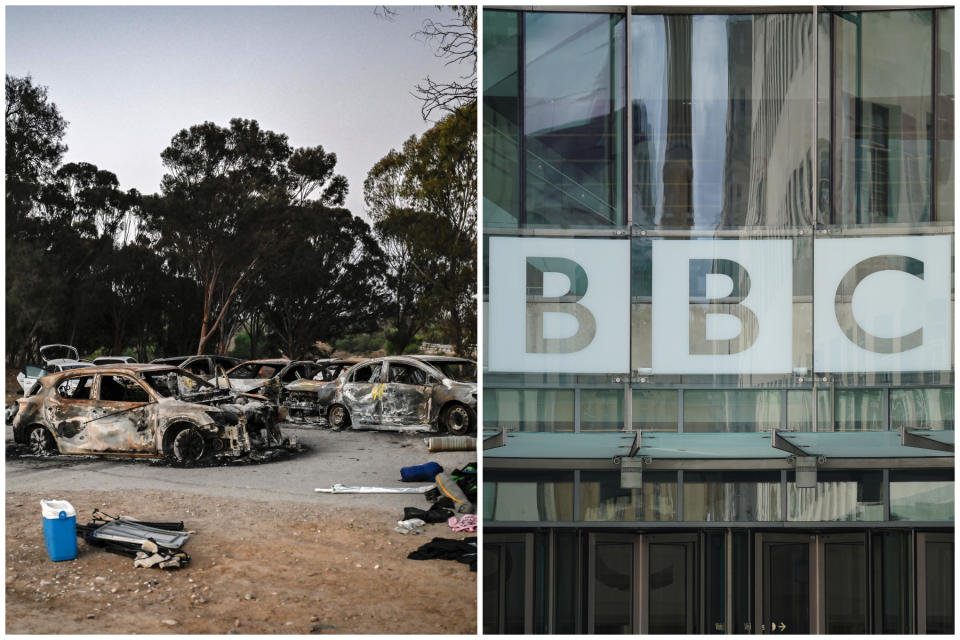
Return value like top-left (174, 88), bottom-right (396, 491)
top-left (487, 236), bottom-right (951, 374)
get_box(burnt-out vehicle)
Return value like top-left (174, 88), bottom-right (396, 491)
top-left (278, 358), bottom-right (363, 422)
top-left (212, 359), bottom-right (291, 393)
top-left (320, 356), bottom-right (477, 434)
top-left (11, 364), bottom-right (287, 464)
top-left (150, 355), bottom-right (243, 380)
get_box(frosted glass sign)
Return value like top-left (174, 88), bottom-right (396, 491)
top-left (651, 239), bottom-right (793, 374)
top-left (487, 237), bottom-right (631, 373)
top-left (813, 235), bottom-right (952, 373)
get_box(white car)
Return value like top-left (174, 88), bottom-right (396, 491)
top-left (16, 344), bottom-right (93, 395)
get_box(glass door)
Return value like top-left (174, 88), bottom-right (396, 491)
top-left (917, 532), bottom-right (954, 634)
top-left (484, 534), bottom-right (533, 634)
top-left (818, 533), bottom-right (868, 633)
top-left (755, 533), bottom-right (814, 634)
top-left (587, 533), bottom-right (640, 633)
top-left (644, 534), bottom-right (698, 633)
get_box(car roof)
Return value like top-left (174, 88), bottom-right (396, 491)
top-left (225, 358), bottom-right (290, 374)
top-left (409, 355), bottom-right (475, 364)
top-left (40, 363), bottom-right (184, 383)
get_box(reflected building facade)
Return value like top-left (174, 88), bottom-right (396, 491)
top-left (483, 6), bottom-right (954, 635)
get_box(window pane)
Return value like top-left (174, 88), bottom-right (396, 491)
top-left (483, 10), bottom-right (521, 227)
top-left (554, 532), bottom-right (578, 633)
top-left (483, 545), bottom-right (501, 633)
top-left (581, 389), bottom-right (624, 431)
top-left (684, 390), bottom-right (781, 432)
top-left (631, 13), bottom-right (814, 229)
top-left (580, 471), bottom-right (677, 521)
top-left (889, 470), bottom-right (954, 521)
top-left (684, 471), bottom-right (781, 521)
top-left (824, 542), bottom-right (867, 633)
top-left (525, 12), bottom-right (625, 227)
top-left (937, 9), bottom-right (954, 222)
top-left (872, 531), bottom-right (912, 634)
top-left (788, 471), bottom-right (883, 521)
top-left (890, 387), bottom-right (954, 430)
top-left (648, 542), bottom-right (693, 633)
top-left (486, 472), bottom-right (575, 522)
top-left (787, 390), bottom-right (814, 431)
top-left (632, 389), bottom-right (678, 431)
top-left (924, 540), bottom-right (954, 633)
top-left (834, 10), bottom-right (934, 225)
top-left (483, 388), bottom-right (574, 432)
top-left (832, 389), bottom-right (884, 431)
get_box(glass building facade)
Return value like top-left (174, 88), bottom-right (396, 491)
top-left (483, 5), bottom-right (954, 634)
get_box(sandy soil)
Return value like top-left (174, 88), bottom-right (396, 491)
top-left (6, 490), bottom-right (476, 634)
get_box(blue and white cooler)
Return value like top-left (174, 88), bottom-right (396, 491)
top-left (40, 499), bottom-right (78, 562)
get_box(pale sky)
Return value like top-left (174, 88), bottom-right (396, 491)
top-left (6, 5), bottom-right (466, 219)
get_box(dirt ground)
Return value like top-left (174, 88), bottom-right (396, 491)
top-left (5, 490), bottom-right (477, 634)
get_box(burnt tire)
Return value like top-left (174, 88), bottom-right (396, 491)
top-left (441, 403), bottom-right (475, 436)
top-left (327, 404), bottom-right (351, 430)
top-left (28, 426), bottom-right (57, 457)
top-left (171, 428), bottom-right (205, 465)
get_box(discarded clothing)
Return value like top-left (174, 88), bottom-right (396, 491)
top-left (407, 536), bottom-right (477, 571)
top-left (447, 514), bottom-right (477, 533)
top-left (315, 483), bottom-right (434, 494)
top-left (400, 461), bottom-right (443, 482)
top-left (403, 504), bottom-right (454, 523)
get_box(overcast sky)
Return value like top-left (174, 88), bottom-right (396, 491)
top-left (6, 5), bottom-right (464, 219)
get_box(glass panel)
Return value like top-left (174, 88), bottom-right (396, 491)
top-left (832, 389), bottom-right (884, 431)
top-left (924, 540), bottom-right (954, 634)
top-left (483, 545), bottom-right (501, 633)
top-left (787, 470), bottom-right (883, 521)
top-left (580, 471), bottom-right (677, 521)
top-left (486, 472), bottom-right (575, 522)
top-left (594, 541), bottom-right (633, 633)
top-left (833, 10), bottom-right (934, 225)
top-left (703, 531), bottom-right (725, 634)
top-left (787, 390), bottom-right (814, 431)
top-left (483, 10), bottom-right (521, 228)
top-left (483, 388), bottom-right (574, 432)
top-left (533, 532), bottom-right (548, 633)
top-left (890, 387), bottom-right (954, 430)
top-left (631, 13), bottom-right (814, 229)
top-left (632, 389), bottom-right (678, 431)
top-left (937, 9), bottom-right (954, 222)
top-left (684, 471), bottom-right (781, 521)
top-left (824, 542), bottom-right (867, 633)
top-left (872, 531), bottom-right (911, 634)
top-left (580, 389), bottom-right (624, 431)
top-left (684, 390), bottom-right (781, 432)
top-left (525, 12), bottom-right (625, 227)
top-left (503, 541), bottom-right (526, 633)
top-left (890, 470), bottom-right (954, 521)
top-left (764, 541), bottom-right (810, 634)
top-left (554, 532), bottom-right (578, 633)
top-left (732, 531), bottom-right (752, 634)
top-left (648, 542), bottom-right (692, 633)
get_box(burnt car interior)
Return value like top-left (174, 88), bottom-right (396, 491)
top-left (388, 363), bottom-right (429, 385)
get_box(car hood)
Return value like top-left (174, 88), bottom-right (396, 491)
top-left (285, 379), bottom-right (331, 393)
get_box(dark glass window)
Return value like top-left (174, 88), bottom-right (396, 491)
top-left (631, 13), bottom-right (814, 229)
top-left (483, 388), bottom-right (574, 432)
top-left (484, 10), bottom-right (521, 227)
top-left (788, 470), bottom-right (883, 521)
top-left (580, 470), bottom-right (677, 521)
top-left (485, 471), bottom-right (575, 522)
top-left (593, 541), bottom-right (634, 633)
top-left (684, 390), bottom-right (781, 432)
top-left (831, 10), bottom-right (934, 225)
top-left (525, 12), bottom-right (625, 227)
top-left (684, 471), bottom-right (782, 521)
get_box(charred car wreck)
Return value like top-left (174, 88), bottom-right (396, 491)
top-left (12, 365), bottom-right (291, 464)
top-left (320, 356), bottom-right (477, 435)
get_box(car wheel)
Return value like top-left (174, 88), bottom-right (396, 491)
top-left (327, 404), bottom-right (351, 430)
top-left (441, 403), bottom-right (475, 435)
top-left (28, 426), bottom-right (57, 457)
top-left (171, 428), bottom-right (205, 465)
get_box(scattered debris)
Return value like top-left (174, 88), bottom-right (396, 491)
top-left (447, 514), bottom-right (477, 533)
top-left (407, 537), bottom-right (477, 571)
top-left (399, 461), bottom-right (443, 482)
top-left (314, 484), bottom-right (434, 494)
top-left (425, 436), bottom-right (476, 452)
top-left (76, 509), bottom-right (190, 570)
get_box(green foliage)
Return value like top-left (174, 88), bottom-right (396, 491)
top-left (364, 102), bottom-right (477, 356)
top-left (333, 331), bottom-right (386, 356)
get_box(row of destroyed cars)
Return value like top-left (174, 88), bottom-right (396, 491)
top-left (10, 344), bottom-right (477, 465)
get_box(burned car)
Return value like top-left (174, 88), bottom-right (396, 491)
top-left (11, 364), bottom-right (288, 464)
top-left (320, 356), bottom-right (477, 434)
top-left (212, 359), bottom-right (291, 393)
top-left (150, 355), bottom-right (243, 380)
top-left (16, 344), bottom-right (93, 395)
top-left (276, 358), bottom-right (363, 422)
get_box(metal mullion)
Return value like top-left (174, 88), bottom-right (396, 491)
top-left (547, 530), bottom-right (555, 634)
top-left (725, 529), bottom-right (733, 634)
top-left (780, 389), bottom-right (788, 430)
top-left (573, 469), bottom-right (581, 522)
top-left (678, 470), bottom-right (685, 521)
top-left (932, 8), bottom-right (939, 223)
top-left (781, 470), bottom-right (789, 522)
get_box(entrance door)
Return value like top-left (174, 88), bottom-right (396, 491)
top-left (484, 534), bottom-right (532, 634)
top-left (755, 533), bottom-right (814, 634)
top-left (818, 533), bottom-right (868, 633)
top-left (587, 534), bottom-right (639, 634)
top-left (918, 532), bottom-right (954, 634)
top-left (645, 534), bottom-right (697, 633)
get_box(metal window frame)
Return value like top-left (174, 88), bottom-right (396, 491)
top-left (915, 530), bottom-right (954, 634)
top-left (754, 532), bottom-right (818, 634)
top-left (586, 532), bottom-right (642, 633)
